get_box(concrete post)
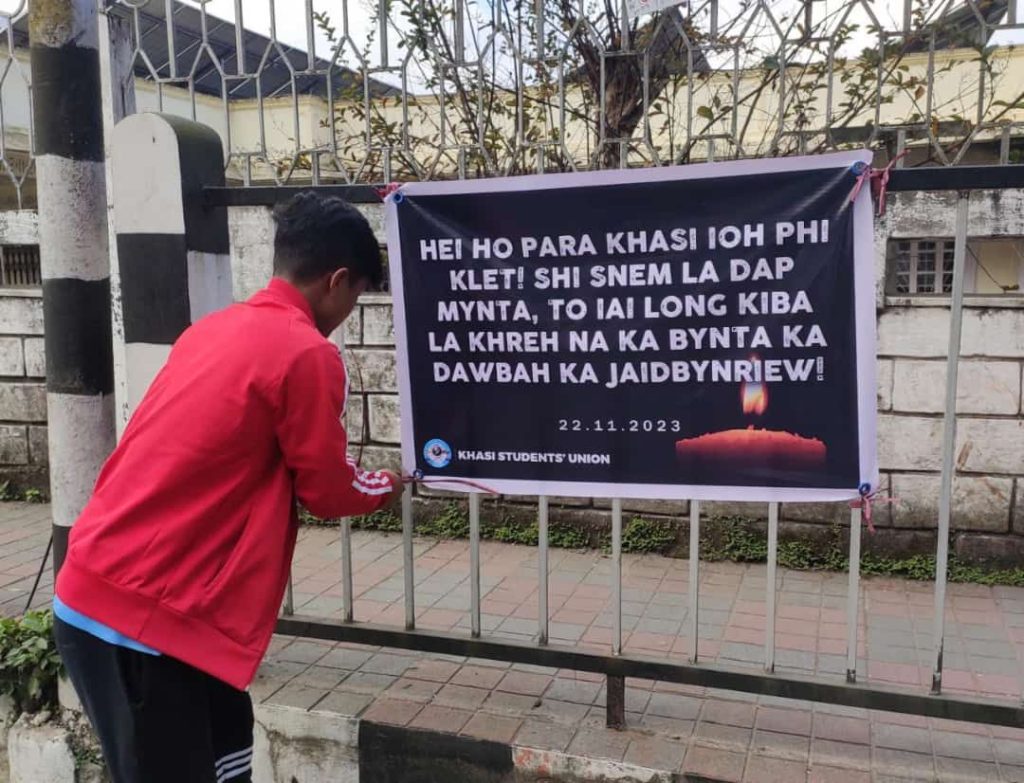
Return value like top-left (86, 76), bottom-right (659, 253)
top-left (99, 8), bottom-right (137, 436)
top-left (111, 113), bottom-right (232, 417)
top-left (29, 0), bottom-right (116, 574)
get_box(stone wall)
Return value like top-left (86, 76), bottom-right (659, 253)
top-left (0, 289), bottom-right (47, 490)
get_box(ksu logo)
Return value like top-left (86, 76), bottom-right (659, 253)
top-left (423, 439), bottom-right (452, 469)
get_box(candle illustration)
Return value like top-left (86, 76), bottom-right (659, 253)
top-left (676, 364), bottom-right (826, 472)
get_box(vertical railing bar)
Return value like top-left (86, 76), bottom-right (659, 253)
top-left (1009, 0), bottom-right (1018, 26)
top-left (611, 498), bottom-right (623, 655)
top-left (403, 489), bottom-right (415, 630)
top-left (932, 191), bottom-right (970, 694)
top-left (846, 505), bottom-right (862, 682)
top-left (620, 0), bottom-right (630, 50)
top-left (689, 499), bottom-right (700, 663)
top-left (903, 0), bottom-right (913, 34)
top-left (379, 0), bottom-right (389, 69)
top-left (454, 0), bottom-right (466, 64)
top-left (538, 495), bottom-right (549, 645)
top-left (470, 491), bottom-right (482, 638)
top-left (305, 0), bottom-right (316, 68)
top-left (233, 0), bottom-right (246, 75)
top-left (535, 0), bottom-right (545, 60)
top-left (765, 502), bottom-right (779, 673)
top-left (341, 517), bottom-right (354, 622)
top-left (165, 0), bottom-right (178, 79)
top-left (284, 571), bottom-right (294, 616)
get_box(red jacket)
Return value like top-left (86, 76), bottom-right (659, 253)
top-left (56, 279), bottom-right (394, 689)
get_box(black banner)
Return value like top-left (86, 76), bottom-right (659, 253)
top-left (387, 153), bottom-right (878, 501)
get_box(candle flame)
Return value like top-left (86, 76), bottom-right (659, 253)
top-left (741, 381), bottom-right (768, 415)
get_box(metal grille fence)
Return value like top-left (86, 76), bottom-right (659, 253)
top-left (2, 0), bottom-right (1022, 199)
top-left (6, 0), bottom-right (1024, 730)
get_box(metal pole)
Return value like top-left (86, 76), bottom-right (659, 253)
top-left (305, 0), bottom-right (316, 68)
top-left (538, 495), bottom-right (549, 645)
top-left (765, 502), bottom-right (779, 673)
top-left (620, 0), bottom-right (630, 50)
top-left (932, 192), bottom-right (970, 694)
top-left (233, 0), bottom-right (246, 75)
top-left (470, 492), bottom-right (482, 638)
top-left (403, 489), bottom-right (415, 629)
top-left (30, 0), bottom-right (116, 576)
top-left (608, 497), bottom-right (625, 729)
top-left (378, 0), bottom-right (389, 69)
top-left (165, 0), bottom-right (178, 78)
top-left (689, 500), bottom-right (700, 663)
top-left (535, 0), bottom-right (545, 60)
top-left (341, 517), bottom-right (354, 622)
top-left (284, 572), bottom-right (294, 616)
top-left (846, 505), bottom-right (862, 682)
top-left (611, 498), bottom-right (623, 654)
top-left (454, 0), bottom-right (466, 64)
top-left (606, 675), bottom-right (626, 729)
top-left (98, 7), bottom-right (137, 440)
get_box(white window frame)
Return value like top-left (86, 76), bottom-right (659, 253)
top-left (888, 238), bottom-right (957, 295)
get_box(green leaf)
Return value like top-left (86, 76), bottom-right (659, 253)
top-left (696, 105), bottom-right (714, 120)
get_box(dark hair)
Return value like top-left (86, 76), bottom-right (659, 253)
top-left (272, 192), bottom-right (383, 287)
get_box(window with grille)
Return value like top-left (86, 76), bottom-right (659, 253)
top-left (888, 239), bottom-right (956, 295)
top-left (0, 245), bottom-right (42, 288)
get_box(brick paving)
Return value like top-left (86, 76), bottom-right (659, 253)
top-left (4, 502), bottom-right (1024, 781)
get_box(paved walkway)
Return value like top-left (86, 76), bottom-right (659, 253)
top-left (4, 502), bottom-right (1024, 782)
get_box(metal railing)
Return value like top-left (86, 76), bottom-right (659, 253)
top-left (206, 162), bottom-right (1024, 730)
top-left (3, 0), bottom-right (1021, 730)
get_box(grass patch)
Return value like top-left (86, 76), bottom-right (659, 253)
top-left (0, 481), bottom-right (46, 503)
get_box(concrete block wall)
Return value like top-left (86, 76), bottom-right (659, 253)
top-left (870, 190), bottom-right (1024, 554)
top-left (876, 304), bottom-right (1024, 536)
top-left (0, 289), bottom-right (47, 489)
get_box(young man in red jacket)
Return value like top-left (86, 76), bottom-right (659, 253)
top-left (53, 192), bottom-right (403, 783)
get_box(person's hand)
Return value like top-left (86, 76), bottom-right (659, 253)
top-left (381, 471), bottom-right (405, 510)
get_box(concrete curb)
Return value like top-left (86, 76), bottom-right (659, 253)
top-left (513, 746), bottom-right (678, 782)
top-left (4, 701), bottom-right (715, 783)
top-left (254, 703), bottom-right (706, 783)
top-left (6, 718), bottom-right (75, 783)
top-left (0, 696), bottom-right (16, 737)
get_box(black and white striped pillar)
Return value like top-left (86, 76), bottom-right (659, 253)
top-left (30, 1), bottom-right (116, 574)
top-left (111, 113), bottom-right (232, 414)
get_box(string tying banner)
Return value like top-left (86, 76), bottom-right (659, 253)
top-left (375, 182), bottom-right (402, 201)
top-left (849, 484), bottom-right (898, 534)
top-left (848, 151), bottom-right (909, 217)
top-left (402, 474), bottom-right (500, 495)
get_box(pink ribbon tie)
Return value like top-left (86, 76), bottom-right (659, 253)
top-left (376, 182), bottom-right (402, 200)
top-left (848, 151), bottom-right (909, 217)
top-left (849, 491), bottom-right (898, 534)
